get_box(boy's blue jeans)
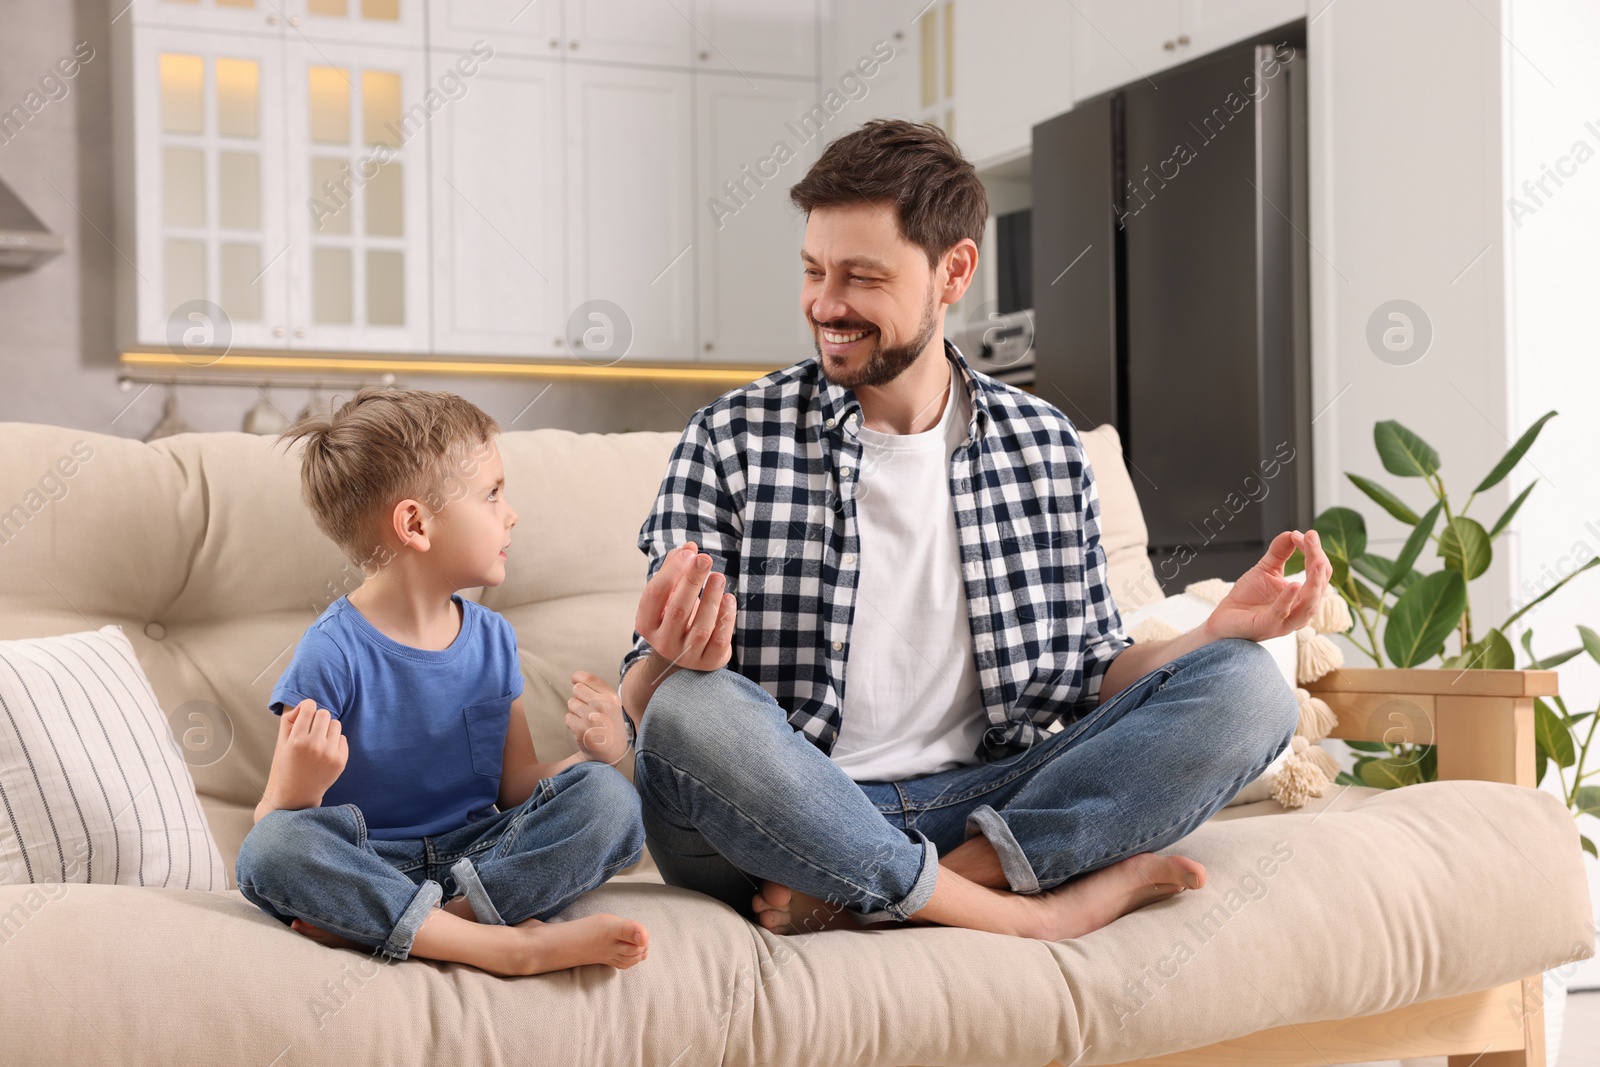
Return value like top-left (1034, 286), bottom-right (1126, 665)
top-left (235, 760), bottom-right (645, 961)
top-left (633, 637), bottom-right (1300, 926)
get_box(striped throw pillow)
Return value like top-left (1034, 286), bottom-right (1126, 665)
top-left (0, 625), bottom-right (227, 891)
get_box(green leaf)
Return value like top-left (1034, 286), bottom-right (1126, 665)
top-left (1335, 770), bottom-right (1363, 787)
top-left (1315, 507), bottom-right (1367, 563)
top-left (1386, 501), bottom-right (1443, 595)
top-left (1530, 647), bottom-right (1584, 671)
top-left (1284, 547), bottom-right (1305, 576)
top-left (1358, 755), bottom-right (1422, 789)
top-left (1346, 473), bottom-right (1421, 525)
top-left (1384, 569), bottom-right (1468, 667)
top-left (1474, 410), bottom-right (1557, 493)
top-left (1345, 739), bottom-right (1390, 752)
top-left (1463, 629), bottom-right (1515, 670)
top-left (1437, 516), bottom-right (1492, 580)
top-left (1580, 625), bottom-right (1600, 667)
top-left (1582, 835), bottom-right (1597, 860)
top-left (1419, 743), bottom-right (1437, 782)
top-left (1351, 552), bottom-right (1391, 588)
top-left (1535, 698), bottom-right (1576, 769)
top-left (1537, 749), bottom-right (1549, 788)
top-left (1348, 576), bottom-right (1384, 612)
top-left (1503, 558), bottom-right (1600, 631)
top-left (1375, 420), bottom-right (1441, 479)
top-left (1440, 651), bottom-right (1474, 669)
top-left (1576, 786), bottom-right (1600, 819)
top-left (1487, 481), bottom-right (1538, 540)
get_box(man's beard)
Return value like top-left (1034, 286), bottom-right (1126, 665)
top-left (813, 282), bottom-right (939, 390)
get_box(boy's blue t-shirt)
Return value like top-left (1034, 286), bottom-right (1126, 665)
top-left (268, 592), bottom-right (524, 840)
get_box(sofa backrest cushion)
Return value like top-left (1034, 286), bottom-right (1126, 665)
top-left (0, 418), bottom-right (1156, 820)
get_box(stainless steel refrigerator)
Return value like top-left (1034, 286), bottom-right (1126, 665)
top-left (1030, 31), bottom-right (1313, 591)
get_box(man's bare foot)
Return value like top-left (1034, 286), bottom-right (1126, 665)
top-left (289, 918), bottom-right (365, 950)
top-left (441, 896), bottom-right (478, 922)
top-left (491, 913), bottom-right (649, 976)
top-left (1015, 852), bottom-right (1205, 941)
top-left (752, 881), bottom-right (860, 935)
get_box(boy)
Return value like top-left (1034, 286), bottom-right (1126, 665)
top-left (235, 387), bottom-right (649, 976)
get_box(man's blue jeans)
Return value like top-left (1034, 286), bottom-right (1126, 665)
top-left (235, 760), bottom-right (645, 960)
top-left (633, 637), bottom-right (1300, 926)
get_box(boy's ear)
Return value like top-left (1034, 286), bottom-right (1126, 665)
top-left (389, 497), bottom-right (434, 553)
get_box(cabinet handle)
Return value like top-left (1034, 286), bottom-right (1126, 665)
top-left (553, 336), bottom-right (564, 347)
top-left (266, 13), bottom-right (278, 24)
top-left (700, 50), bottom-right (711, 61)
top-left (703, 341), bottom-right (714, 352)
top-left (288, 15), bottom-right (301, 27)
top-left (1177, 34), bottom-right (1190, 46)
top-left (1163, 39), bottom-right (1175, 51)
top-left (273, 326), bottom-right (285, 337)
top-left (294, 327), bottom-right (306, 339)
top-left (570, 40), bottom-right (580, 50)
top-left (549, 39), bottom-right (560, 49)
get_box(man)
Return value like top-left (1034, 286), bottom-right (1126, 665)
top-left (616, 119), bottom-right (1329, 940)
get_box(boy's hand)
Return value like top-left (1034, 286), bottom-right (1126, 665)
top-left (263, 699), bottom-right (348, 812)
top-left (566, 672), bottom-right (631, 766)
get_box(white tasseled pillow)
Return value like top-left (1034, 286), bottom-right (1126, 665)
top-left (0, 625), bottom-right (228, 891)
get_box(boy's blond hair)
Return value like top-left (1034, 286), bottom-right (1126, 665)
top-left (276, 387), bottom-right (500, 567)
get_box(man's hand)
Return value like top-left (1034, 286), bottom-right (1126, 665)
top-left (567, 671), bottom-right (631, 765)
top-left (256, 699), bottom-right (348, 821)
top-left (1205, 529), bottom-right (1334, 643)
top-left (635, 541), bottom-right (738, 674)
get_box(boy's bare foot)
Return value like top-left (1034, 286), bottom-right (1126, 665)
top-left (491, 913), bottom-right (649, 976)
top-left (1012, 852), bottom-right (1205, 941)
top-left (751, 881), bottom-right (860, 935)
top-left (289, 918), bottom-right (365, 950)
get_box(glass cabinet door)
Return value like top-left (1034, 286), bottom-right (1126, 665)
top-left (283, 40), bottom-right (430, 350)
top-left (134, 26), bottom-right (289, 352)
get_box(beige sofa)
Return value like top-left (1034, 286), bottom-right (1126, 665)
top-left (0, 418), bottom-right (1592, 1067)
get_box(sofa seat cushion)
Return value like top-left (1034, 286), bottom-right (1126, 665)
top-left (1, 778), bottom-right (1588, 1067)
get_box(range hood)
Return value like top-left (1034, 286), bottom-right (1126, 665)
top-left (0, 177), bottom-right (65, 270)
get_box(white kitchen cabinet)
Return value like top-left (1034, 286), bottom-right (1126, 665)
top-left (129, 0), bottom-right (287, 35)
top-left (282, 40), bottom-right (431, 351)
top-left (564, 0), bottom-right (691, 68)
top-left (127, 25), bottom-right (291, 351)
top-left (823, 0), bottom-right (920, 124)
top-left (951, 0), bottom-right (1073, 167)
top-left (427, 0), bottom-right (565, 57)
top-left (564, 64), bottom-right (696, 363)
top-left (289, 0), bottom-right (427, 47)
top-left (430, 55), bottom-right (566, 357)
top-left (1071, 0), bottom-right (1303, 103)
top-left (131, 0), bottom-right (426, 45)
top-left (692, 0), bottom-right (818, 79)
top-left (695, 72), bottom-right (819, 365)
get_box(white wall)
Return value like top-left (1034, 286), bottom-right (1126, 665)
top-left (1506, 0), bottom-right (1600, 991)
top-left (1307, 0), bottom-right (1513, 645)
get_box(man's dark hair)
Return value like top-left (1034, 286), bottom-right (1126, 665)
top-left (788, 119), bottom-right (988, 267)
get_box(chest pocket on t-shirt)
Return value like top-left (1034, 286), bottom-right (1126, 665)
top-left (462, 694), bottom-right (514, 779)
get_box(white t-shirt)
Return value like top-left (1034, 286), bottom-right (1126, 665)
top-left (829, 371), bottom-right (988, 782)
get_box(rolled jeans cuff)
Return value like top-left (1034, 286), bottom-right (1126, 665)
top-left (853, 829), bottom-right (940, 925)
top-left (965, 804), bottom-right (1041, 895)
top-left (379, 878), bottom-right (444, 961)
top-left (449, 855), bottom-right (505, 925)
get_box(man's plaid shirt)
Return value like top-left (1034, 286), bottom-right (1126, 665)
top-left (621, 339), bottom-right (1135, 764)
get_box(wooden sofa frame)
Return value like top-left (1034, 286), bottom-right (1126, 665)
top-left (1008, 666), bottom-right (1563, 1067)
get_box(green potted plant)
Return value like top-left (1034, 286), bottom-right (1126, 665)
top-left (1286, 412), bottom-right (1599, 854)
